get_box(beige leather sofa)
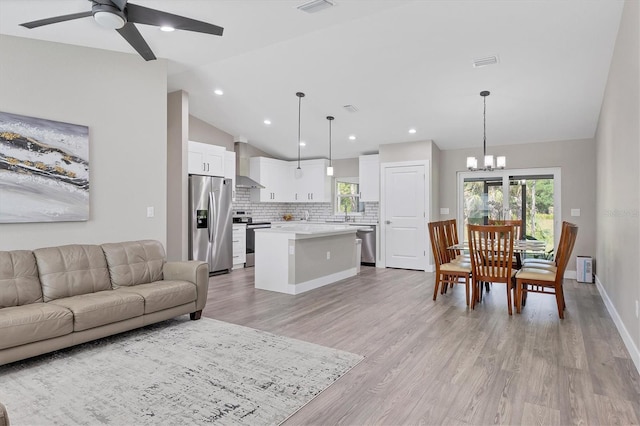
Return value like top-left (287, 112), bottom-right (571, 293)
top-left (0, 240), bottom-right (208, 366)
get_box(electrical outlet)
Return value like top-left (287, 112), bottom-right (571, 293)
top-left (571, 208), bottom-right (581, 217)
top-left (440, 207), bottom-right (450, 215)
top-left (636, 300), bottom-right (639, 319)
top-left (146, 206), bottom-right (154, 218)
top-left (326, 251), bottom-right (331, 260)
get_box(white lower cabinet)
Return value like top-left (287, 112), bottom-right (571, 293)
top-left (232, 224), bottom-right (246, 269)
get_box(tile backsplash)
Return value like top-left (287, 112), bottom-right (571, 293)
top-left (233, 187), bottom-right (379, 223)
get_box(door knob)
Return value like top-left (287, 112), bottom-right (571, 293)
top-left (385, 220), bottom-right (391, 224)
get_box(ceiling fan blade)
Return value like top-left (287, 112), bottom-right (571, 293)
top-left (110, 0), bottom-right (128, 11)
top-left (126, 3), bottom-right (224, 36)
top-left (116, 22), bottom-right (156, 61)
top-left (20, 11), bottom-right (93, 29)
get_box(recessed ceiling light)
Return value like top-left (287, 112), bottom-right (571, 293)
top-left (299, 141), bottom-right (306, 147)
top-left (349, 135), bottom-right (356, 140)
top-left (160, 26), bottom-right (175, 32)
top-left (214, 89), bottom-right (223, 96)
top-left (263, 119), bottom-right (271, 125)
top-left (409, 128), bottom-right (417, 134)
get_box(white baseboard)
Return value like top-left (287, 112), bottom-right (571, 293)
top-left (594, 274), bottom-right (640, 375)
top-left (564, 269), bottom-right (576, 279)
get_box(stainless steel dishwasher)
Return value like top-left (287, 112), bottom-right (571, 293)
top-left (356, 226), bottom-right (376, 265)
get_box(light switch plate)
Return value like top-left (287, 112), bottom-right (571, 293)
top-left (146, 206), bottom-right (154, 218)
top-left (440, 208), bottom-right (450, 215)
top-left (571, 208), bottom-right (580, 217)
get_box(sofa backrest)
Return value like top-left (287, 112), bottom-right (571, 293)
top-left (0, 250), bottom-right (43, 308)
top-left (33, 245), bottom-right (111, 302)
top-left (101, 240), bottom-right (165, 288)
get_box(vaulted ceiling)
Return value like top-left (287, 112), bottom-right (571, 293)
top-left (0, 0), bottom-right (624, 160)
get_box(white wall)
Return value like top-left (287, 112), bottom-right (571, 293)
top-left (0, 35), bottom-right (167, 250)
top-left (167, 91), bottom-right (189, 260)
top-left (595, 0), bottom-right (639, 369)
top-left (439, 138), bottom-right (597, 272)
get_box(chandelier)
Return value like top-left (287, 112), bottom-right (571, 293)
top-left (466, 90), bottom-right (505, 171)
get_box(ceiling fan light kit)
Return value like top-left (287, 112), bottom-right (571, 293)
top-left (19, 0), bottom-right (224, 61)
top-left (467, 90), bottom-right (506, 171)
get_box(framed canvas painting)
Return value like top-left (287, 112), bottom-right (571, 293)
top-left (0, 111), bottom-right (89, 223)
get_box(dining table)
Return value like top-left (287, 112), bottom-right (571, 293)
top-left (448, 239), bottom-right (547, 268)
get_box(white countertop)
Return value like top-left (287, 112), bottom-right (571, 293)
top-left (271, 220), bottom-right (378, 226)
top-left (256, 223), bottom-right (359, 238)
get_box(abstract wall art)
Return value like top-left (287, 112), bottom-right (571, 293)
top-left (0, 111), bottom-right (89, 223)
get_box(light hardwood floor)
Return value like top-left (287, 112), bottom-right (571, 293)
top-left (202, 266), bottom-right (640, 425)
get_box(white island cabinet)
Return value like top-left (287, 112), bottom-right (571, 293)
top-left (254, 225), bottom-right (359, 295)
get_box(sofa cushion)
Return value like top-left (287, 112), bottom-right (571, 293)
top-left (33, 245), bottom-right (111, 302)
top-left (0, 303), bottom-right (73, 350)
top-left (0, 250), bottom-right (43, 308)
top-left (116, 280), bottom-right (197, 314)
top-left (49, 291), bottom-right (144, 332)
top-left (101, 240), bottom-right (165, 288)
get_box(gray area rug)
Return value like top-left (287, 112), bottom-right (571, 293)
top-left (0, 317), bottom-right (363, 425)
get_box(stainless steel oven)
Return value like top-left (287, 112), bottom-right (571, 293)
top-left (245, 222), bottom-right (271, 267)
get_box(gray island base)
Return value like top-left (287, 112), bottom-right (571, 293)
top-left (254, 225), bottom-right (359, 294)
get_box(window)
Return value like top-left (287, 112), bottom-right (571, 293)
top-left (335, 178), bottom-right (365, 215)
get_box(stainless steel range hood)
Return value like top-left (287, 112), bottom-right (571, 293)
top-left (234, 141), bottom-right (265, 189)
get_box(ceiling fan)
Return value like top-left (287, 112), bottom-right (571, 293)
top-left (20, 0), bottom-right (224, 61)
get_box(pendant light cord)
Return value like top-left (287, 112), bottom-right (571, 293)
top-left (297, 94), bottom-right (302, 169)
top-left (483, 93), bottom-right (487, 158)
top-left (328, 117), bottom-right (333, 167)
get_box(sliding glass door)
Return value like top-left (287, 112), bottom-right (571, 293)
top-left (458, 168), bottom-right (561, 252)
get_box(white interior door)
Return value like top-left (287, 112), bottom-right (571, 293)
top-left (383, 164), bottom-right (427, 270)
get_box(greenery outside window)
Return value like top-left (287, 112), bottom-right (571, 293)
top-left (335, 178), bottom-right (365, 215)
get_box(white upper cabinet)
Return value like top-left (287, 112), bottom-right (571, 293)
top-left (250, 157), bottom-right (331, 203)
top-left (293, 159), bottom-right (331, 203)
top-left (224, 150), bottom-right (236, 180)
top-left (359, 154), bottom-right (380, 202)
top-left (250, 157), bottom-right (292, 202)
top-left (188, 141), bottom-right (225, 177)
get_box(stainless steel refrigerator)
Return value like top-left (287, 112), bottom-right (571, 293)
top-left (188, 175), bottom-right (233, 275)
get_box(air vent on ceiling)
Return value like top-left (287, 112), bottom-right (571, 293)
top-left (297, 0), bottom-right (335, 14)
top-left (473, 55), bottom-right (499, 68)
top-left (343, 104), bottom-right (359, 113)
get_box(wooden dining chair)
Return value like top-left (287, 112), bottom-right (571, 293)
top-left (468, 224), bottom-right (516, 313)
top-left (522, 221), bottom-right (570, 269)
top-left (428, 221), bottom-right (472, 306)
top-left (514, 223), bottom-right (578, 318)
top-left (442, 219), bottom-right (470, 264)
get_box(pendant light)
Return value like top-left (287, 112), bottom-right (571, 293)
top-left (295, 92), bottom-right (305, 178)
top-left (466, 90), bottom-right (506, 171)
top-left (326, 115), bottom-right (334, 176)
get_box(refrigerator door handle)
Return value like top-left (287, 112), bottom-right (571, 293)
top-left (208, 192), bottom-right (215, 241)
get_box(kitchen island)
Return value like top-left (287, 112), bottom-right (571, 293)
top-left (254, 224), bottom-right (359, 294)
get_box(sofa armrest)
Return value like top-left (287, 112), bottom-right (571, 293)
top-left (163, 261), bottom-right (209, 311)
top-left (0, 401), bottom-right (9, 426)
